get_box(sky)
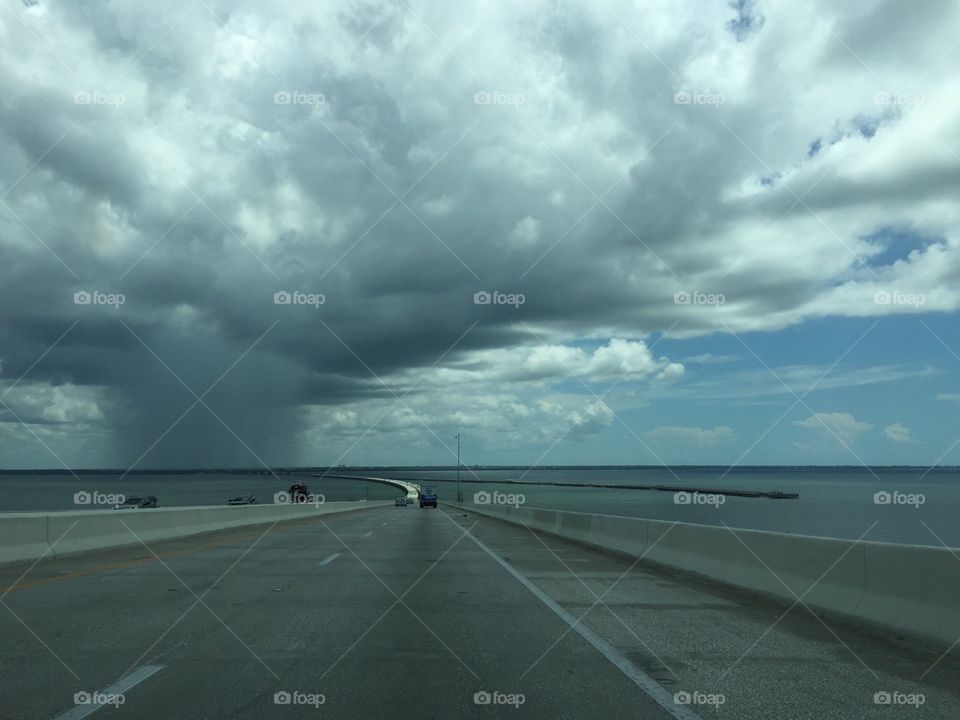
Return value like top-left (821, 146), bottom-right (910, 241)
top-left (0, 0), bottom-right (958, 469)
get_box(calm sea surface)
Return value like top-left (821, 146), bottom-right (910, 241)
top-left (376, 467), bottom-right (960, 548)
top-left (0, 474), bottom-right (397, 512)
top-left (1, 467), bottom-right (957, 547)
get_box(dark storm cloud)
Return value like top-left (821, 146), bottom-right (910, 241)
top-left (1, 0), bottom-right (958, 466)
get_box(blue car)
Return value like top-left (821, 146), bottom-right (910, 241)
top-left (419, 487), bottom-right (437, 508)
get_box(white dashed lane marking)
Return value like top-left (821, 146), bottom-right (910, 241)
top-left (54, 665), bottom-right (164, 720)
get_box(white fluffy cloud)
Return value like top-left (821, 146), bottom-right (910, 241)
top-left (1, 384), bottom-right (105, 425)
top-left (883, 422), bottom-right (913, 443)
top-left (794, 412), bottom-right (873, 444)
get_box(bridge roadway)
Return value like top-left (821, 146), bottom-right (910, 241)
top-left (1, 504), bottom-right (958, 719)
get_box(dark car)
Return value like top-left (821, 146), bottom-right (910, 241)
top-left (113, 495), bottom-right (158, 509)
top-left (288, 482), bottom-right (311, 503)
top-left (419, 487), bottom-right (437, 508)
top-left (228, 494), bottom-right (258, 506)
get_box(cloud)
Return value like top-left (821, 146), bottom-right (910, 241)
top-left (409, 338), bottom-right (679, 387)
top-left (794, 412), bottom-right (873, 444)
top-left (0, 383), bottom-right (106, 425)
top-left (1, 0), bottom-right (958, 465)
top-left (883, 423), bottom-right (914, 443)
top-left (558, 399), bottom-right (616, 437)
top-left (666, 363), bottom-right (935, 401)
top-left (299, 392), bottom-right (616, 460)
top-left (641, 425), bottom-right (735, 446)
top-left (680, 353), bottom-right (739, 365)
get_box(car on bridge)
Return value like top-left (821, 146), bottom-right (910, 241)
top-left (113, 495), bottom-right (159, 509)
top-left (287, 482), bottom-right (311, 503)
top-left (419, 487), bottom-right (437, 508)
top-left (394, 497), bottom-right (408, 507)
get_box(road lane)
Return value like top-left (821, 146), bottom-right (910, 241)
top-left (1, 505), bottom-right (676, 719)
top-left (3, 503), bottom-right (957, 718)
top-left (0, 507), bottom-right (389, 719)
top-left (442, 507), bottom-right (960, 720)
top-left (53, 665), bottom-right (165, 720)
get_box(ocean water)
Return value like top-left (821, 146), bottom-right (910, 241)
top-left (0, 473), bottom-right (398, 512)
top-left (1, 467), bottom-right (957, 548)
top-left (374, 467), bottom-right (960, 548)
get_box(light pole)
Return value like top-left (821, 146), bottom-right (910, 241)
top-left (456, 432), bottom-right (462, 502)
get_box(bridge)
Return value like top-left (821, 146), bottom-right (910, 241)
top-left (0, 497), bottom-right (958, 718)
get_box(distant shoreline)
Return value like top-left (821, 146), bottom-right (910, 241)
top-left (1, 465), bottom-right (957, 475)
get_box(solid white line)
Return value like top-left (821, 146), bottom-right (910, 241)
top-left (319, 552), bottom-right (342, 566)
top-left (440, 512), bottom-right (703, 720)
top-left (54, 665), bottom-right (164, 719)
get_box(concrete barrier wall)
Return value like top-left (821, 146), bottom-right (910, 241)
top-left (859, 542), bottom-right (960, 646)
top-left (0, 514), bottom-right (52, 565)
top-left (450, 503), bottom-right (959, 650)
top-left (0, 501), bottom-right (388, 565)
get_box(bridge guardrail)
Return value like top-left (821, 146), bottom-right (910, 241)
top-left (449, 502), bottom-right (960, 650)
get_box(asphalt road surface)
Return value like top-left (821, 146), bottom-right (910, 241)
top-left (1, 504), bottom-right (958, 719)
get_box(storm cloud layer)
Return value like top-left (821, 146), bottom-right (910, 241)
top-left (1, 0), bottom-right (958, 468)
